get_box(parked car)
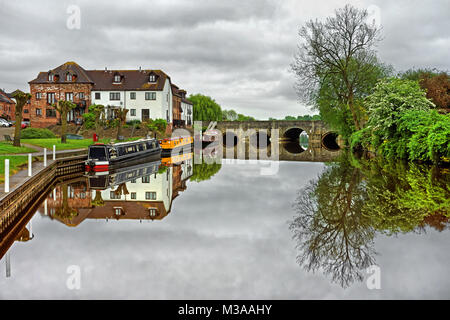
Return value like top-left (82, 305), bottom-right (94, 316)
top-left (21, 121), bottom-right (30, 129)
top-left (0, 118), bottom-right (12, 127)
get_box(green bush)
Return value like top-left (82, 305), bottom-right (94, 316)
top-left (20, 128), bottom-right (56, 139)
top-left (82, 112), bottom-right (96, 129)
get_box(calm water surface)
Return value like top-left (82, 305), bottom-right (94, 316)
top-left (0, 150), bottom-right (449, 299)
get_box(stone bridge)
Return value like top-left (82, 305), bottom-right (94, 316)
top-left (202, 120), bottom-right (342, 150)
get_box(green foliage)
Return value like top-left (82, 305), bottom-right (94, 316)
top-left (352, 78), bottom-right (448, 163)
top-left (189, 94), bottom-right (222, 121)
top-left (127, 120), bottom-right (141, 129)
top-left (20, 128), bottom-right (56, 139)
top-left (82, 112), bottom-right (96, 129)
top-left (400, 68), bottom-right (442, 81)
top-left (190, 162), bottom-right (222, 182)
top-left (146, 118), bottom-right (167, 135)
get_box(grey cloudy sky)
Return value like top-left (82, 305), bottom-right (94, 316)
top-left (0, 0), bottom-right (449, 119)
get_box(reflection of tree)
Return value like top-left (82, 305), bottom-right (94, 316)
top-left (290, 152), bottom-right (450, 287)
top-left (54, 184), bottom-right (78, 219)
top-left (290, 157), bottom-right (376, 288)
top-left (114, 183), bottom-right (129, 197)
top-left (190, 163), bottom-right (222, 182)
top-left (92, 190), bottom-right (105, 207)
top-left (360, 158), bottom-right (450, 234)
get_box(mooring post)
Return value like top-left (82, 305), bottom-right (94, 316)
top-left (44, 148), bottom-right (47, 167)
top-left (4, 159), bottom-right (9, 193)
top-left (53, 145), bottom-right (56, 161)
top-left (28, 153), bottom-right (32, 177)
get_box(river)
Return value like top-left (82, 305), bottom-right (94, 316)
top-left (0, 144), bottom-right (449, 299)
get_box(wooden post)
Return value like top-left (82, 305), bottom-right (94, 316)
top-left (4, 159), bottom-right (9, 193)
top-left (28, 154), bottom-right (32, 177)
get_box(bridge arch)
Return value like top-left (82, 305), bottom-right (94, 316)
top-left (322, 132), bottom-right (340, 151)
top-left (223, 131), bottom-right (238, 147)
top-left (249, 131), bottom-right (271, 148)
top-left (283, 127), bottom-right (305, 140)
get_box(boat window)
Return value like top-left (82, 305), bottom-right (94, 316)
top-left (89, 147), bottom-right (107, 160)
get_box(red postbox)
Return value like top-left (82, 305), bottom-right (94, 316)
top-left (93, 133), bottom-right (99, 142)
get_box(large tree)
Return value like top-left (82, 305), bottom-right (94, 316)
top-left (291, 4), bottom-right (383, 132)
top-left (189, 94), bottom-right (222, 121)
top-left (12, 91), bottom-right (31, 147)
top-left (53, 100), bottom-right (77, 143)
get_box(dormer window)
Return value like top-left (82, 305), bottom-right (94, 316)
top-left (48, 74), bottom-right (54, 82)
top-left (114, 75), bottom-right (121, 83)
top-left (149, 75), bottom-right (156, 82)
top-left (66, 73), bottom-right (72, 82)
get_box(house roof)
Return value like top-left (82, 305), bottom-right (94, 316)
top-left (29, 61), bottom-right (95, 84)
top-left (0, 89), bottom-right (14, 104)
top-left (88, 69), bottom-right (170, 91)
top-left (29, 62), bottom-right (182, 93)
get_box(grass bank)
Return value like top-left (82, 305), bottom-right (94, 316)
top-left (0, 142), bottom-right (37, 155)
top-left (0, 155), bottom-right (29, 183)
top-left (21, 137), bottom-right (142, 151)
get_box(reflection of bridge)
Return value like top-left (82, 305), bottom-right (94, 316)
top-left (202, 120), bottom-right (342, 149)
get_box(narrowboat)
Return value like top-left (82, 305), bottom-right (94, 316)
top-left (159, 136), bottom-right (193, 156)
top-left (85, 138), bottom-right (161, 172)
top-left (87, 159), bottom-right (162, 189)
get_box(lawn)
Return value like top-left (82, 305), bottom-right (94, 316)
top-left (21, 137), bottom-right (142, 151)
top-left (21, 138), bottom-right (112, 151)
top-left (0, 141), bottom-right (37, 155)
top-left (0, 156), bottom-right (29, 183)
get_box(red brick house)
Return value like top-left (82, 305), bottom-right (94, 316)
top-left (0, 89), bottom-right (15, 121)
top-left (28, 62), bottom-right (93, 128)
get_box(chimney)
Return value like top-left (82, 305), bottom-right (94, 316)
top-left (105, 67), bottom-right (107, 72)
top-left (139, 66), bottom-right (142, 72)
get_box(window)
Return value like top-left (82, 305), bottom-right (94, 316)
top-left (46, 109), bottom-right (56, 117)
top-left (114, 208), bottom-right (122, 215)
top-left (142, 176), bottom-right (150, 183)
top-left (130, 92), bottom-right (136, 99)
top-left (47, 93), bottom-right (56, 104)
top-left (145, 192), bottom-right (156, 200)
top-left (130, 109), bottom-right (136, 116)
top-left (145, 92), bottom-right (156, 100)
top-left (66, 74), bottom-right (72, 81)
top-left (65, 92), bottom-right (73, 101)
top-left (24, 109), bottom-right (29, 114)
top-left (131, 192), bottom-right (137, 200)
top-left (149, 75), bottom-right (156, 82)
top-left (36, 92), bottom-right (42, 100)
top-left (95, 92), bottom-right (101, 100)
top-left (110, 92), bottom-right (120, 100)
top-left (48, 74), bottom-right (54, 81)
top-left (166, 110), bottom-right (169, 122)
top-left (36, 108), bottom-right (42, 116)
top-left (114, 75), bottom-right (121, 83)
top-left (149, 208), bottom-right (157, 217)
top-left (110, 192), bottom-right (121, 200)
top-left (79, 92), bottom-right (85, 99)
top-left (131, 179), bottom-right (136, 183)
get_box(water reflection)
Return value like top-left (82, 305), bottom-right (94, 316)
top-left (290, 153), bottom-right (450, 288)
top-left (42, 154), bottom-right (194, 226)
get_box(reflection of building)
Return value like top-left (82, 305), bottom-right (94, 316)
top-left (41, 155), bottom-right (193, 227)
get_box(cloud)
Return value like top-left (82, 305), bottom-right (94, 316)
top-left (0, 0), bottom-right (448, 119)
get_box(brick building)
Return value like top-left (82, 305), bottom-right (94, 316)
top-left (0, 89), bottom-right (15, 121)
top-left (29, 61), bottom-right (193, 130)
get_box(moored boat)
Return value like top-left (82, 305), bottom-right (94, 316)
top-left (85, 138), bottom-right (161, 172)
top-left (159, 136), bottom-right (193, 156)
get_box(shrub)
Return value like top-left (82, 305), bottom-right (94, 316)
top-left (20, 128), bottom-right (56, 139)
top-left (82, 112), bottom-right (96, 129)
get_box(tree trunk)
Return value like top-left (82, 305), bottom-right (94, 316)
top-left (348, 94), bottom-right (361, 131)
top-left (13, 107), bottom-right (23, 147)
top-left (61, 110), bottom-right (67, 144)
top-left (117, 123), bottom-right (123, 140)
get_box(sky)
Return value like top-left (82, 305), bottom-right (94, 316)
top-left (0, 0), bottom-right (449, 119)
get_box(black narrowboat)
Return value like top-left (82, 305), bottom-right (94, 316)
top-left (85, 138), bottom-right (161, 172)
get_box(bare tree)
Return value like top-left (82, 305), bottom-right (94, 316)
top-left (12, 91), bottom-right (31, 147)
top-left (291, 4), bottom-right (381, 130)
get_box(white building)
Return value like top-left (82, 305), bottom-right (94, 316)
top-left (88, 69), bottom-right (175, 124)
